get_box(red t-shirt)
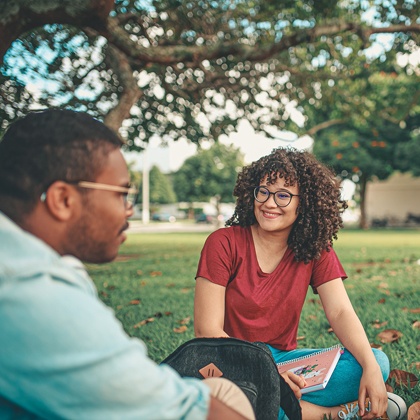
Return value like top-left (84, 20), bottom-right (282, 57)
top-left (196, 226), bottom-right (347, 350)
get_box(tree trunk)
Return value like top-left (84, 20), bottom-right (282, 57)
top-left (103, 45), bottom-right (143, 134)
top-left (359, 175), bottom-right (368, 229)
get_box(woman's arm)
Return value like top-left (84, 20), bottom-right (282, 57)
top-left (317, 279), bottom-right (388, 419)
top-left (194, 277), bottom-right (229, 338)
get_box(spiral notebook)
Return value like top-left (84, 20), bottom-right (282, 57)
top-left (276, 345), bottom-right (343, 394)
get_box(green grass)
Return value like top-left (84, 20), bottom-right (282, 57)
top-left (87, 229), bottom-right (420, 412)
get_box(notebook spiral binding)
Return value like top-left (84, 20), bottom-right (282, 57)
top-left (276, 344), bottom-right (343, 367)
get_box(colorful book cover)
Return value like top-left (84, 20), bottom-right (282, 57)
top-left (276, 345), bottom-right (343, 394)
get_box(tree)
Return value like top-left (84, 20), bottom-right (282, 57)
top-left (312, 71), bottom-right (419, 228)
top-left (136, 165), bottom-right (177, 205)
top-left (0, 0), bottom-right (419, 147)
top-left (173, 142), bottom-right (244, 206)
top-left (147, 165), bottom-right (177, 205)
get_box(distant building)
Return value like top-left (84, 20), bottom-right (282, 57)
top-left (366, 173), bottom-right (420, 227)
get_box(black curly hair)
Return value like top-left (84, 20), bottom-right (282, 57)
top-left (226, 147), bottom-right (348, 263)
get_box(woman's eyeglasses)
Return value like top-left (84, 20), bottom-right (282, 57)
top-left (253, 186), bottom-right (299, 208)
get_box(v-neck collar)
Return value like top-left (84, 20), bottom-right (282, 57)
top-left (247, 226), bottom-right (291, 276)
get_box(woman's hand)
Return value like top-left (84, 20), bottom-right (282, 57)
top-left (358, 366), bottom-right (388, 419)
top-left (279, 370), bottom-right (307, 400)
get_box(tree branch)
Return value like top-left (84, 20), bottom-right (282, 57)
top-left (2, 1), bottom-right (419, 68)
top-left (0, 0), bottom-right (114, 65)
top-left (367, 24), bottom-right (420, 36)
top-left (102, 44), bottom-right (143, 135)
top-left (102, 18), bottom-right (420, 65)
top-left (306, 119), bottom-right (347, 137)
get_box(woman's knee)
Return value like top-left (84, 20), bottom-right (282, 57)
top-left (372, 348), bottom-right (390, 381)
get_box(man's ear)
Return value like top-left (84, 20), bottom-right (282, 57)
top-left (43, 181), bottom-right (79, 221)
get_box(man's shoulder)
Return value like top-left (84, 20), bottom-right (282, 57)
top-left (0, 213), bottom-right (94, 294)
top-left (0, 212), bottom-right (58, 275)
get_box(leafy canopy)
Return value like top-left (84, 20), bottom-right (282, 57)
top-left (0, 0), bottom-right (418, 150)
top-left (173, 142), bottom-right (244, 203)
top-left (137, 165), bottom-right (177, 205)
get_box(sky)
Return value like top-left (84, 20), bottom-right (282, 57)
top-left (124, 119), bottom-right (313, 173)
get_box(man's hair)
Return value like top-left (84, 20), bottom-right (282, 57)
top-left (0, 109), bottom-right (123, 222)
top-left (226, 147), bottom-right (348, 263)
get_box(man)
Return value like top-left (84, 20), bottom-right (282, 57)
top-left (0, 109), bottom-right (254, 419)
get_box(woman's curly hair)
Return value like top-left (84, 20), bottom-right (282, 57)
top-left (226, 147), bottom-right (348, 263)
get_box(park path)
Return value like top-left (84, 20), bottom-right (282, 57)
top-left (127, 220), bottom-right (217, 234)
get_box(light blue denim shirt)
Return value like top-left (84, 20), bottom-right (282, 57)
top-left (0, 212), bottom-right (210, 419)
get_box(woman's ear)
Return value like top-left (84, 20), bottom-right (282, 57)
top-left (42, 181), bottom-right (79, 221)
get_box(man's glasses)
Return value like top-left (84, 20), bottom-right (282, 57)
top-left (253, 186), bottom-right (299, 208)
top-left (41, 181), bottom-right (138, 208)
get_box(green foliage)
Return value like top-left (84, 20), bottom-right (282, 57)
top-left (88, 229), bottom-right (420, 409)
top-left (136, 165), bottom-right (177, 204)
top-left (173, 142), bottom-right (244, 203)
top-left (0, 0), bottom-right (418, 146)
top-left (313, 128), bottom-right (393, 182)
top-left (395, 132), bottom-right (420, 176)
top-left (312, 71), bottom-right (418, 178)
top-left (128, 161), bottom-right (142, 188)
top-left (311, 71), bottom-right (419, 227)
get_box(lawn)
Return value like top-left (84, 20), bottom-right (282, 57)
top-left (87, 228), bottom-right (420, 411)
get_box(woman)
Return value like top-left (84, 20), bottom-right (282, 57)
top-left (194, 148), bottom-right (405, 420)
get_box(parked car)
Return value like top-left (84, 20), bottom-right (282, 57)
top-left (152, 213), bottom-right (176, 223)
top-left (196, 213), bottom-right (214, 224)
top-left (196, 213), bottom-right (232, 224)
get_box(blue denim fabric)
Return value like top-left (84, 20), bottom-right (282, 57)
top-left (267, 345), bottom-right (390, 420)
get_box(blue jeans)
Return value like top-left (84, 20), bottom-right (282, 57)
top-left (266, 345), bottom-right (390, 420)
